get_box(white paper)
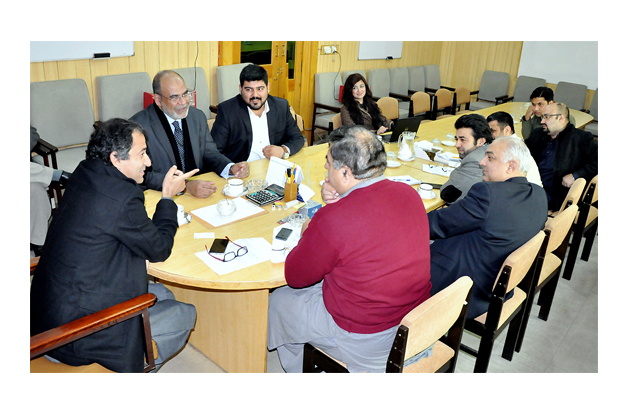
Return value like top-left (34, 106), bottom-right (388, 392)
top-left (266, 156), bottom-right (304, 187)
top-left (297, 183), bottom-right (315, 202)
top-left (413, 146), bottom-right (431, 161)
top-left (270, 224), bottom-right (301, 263)
top-left (434, 151), bottom-right (461, 166)
top-left (194, 232), bottom-right (215, 239)
top-left (388, 175), bottom-right (422, 185)
top-left (190, 197), bottom-right (265, 228)
top-left (417, 140), bottom-right (434, 151)
top-left (423, 164), bottom-right (454, 177)
top-left (195, 237), bottom-right (273, 275)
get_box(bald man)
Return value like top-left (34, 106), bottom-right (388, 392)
top-left (131, 70), bottom-right (249, 198)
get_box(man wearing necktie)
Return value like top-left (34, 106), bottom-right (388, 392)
top-left (131, 70), bottom-right (249, 198)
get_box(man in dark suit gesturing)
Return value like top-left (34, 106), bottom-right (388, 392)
top-left (131, 70), bottom-right (249, 198)
top-left (31, 119), bottom-right (197, 372)
top-left (211, 64), bottom-right (305, 163)
top-left (428, 136), bottom-right (548, 319)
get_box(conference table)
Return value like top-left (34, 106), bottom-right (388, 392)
top-left (145, 101), bottom-right (593, 373)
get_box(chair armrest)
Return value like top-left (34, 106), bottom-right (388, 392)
top-left (389, 92), bottom-right (411, 102)
top-left (32, 138), bottom-right (58, 158)
top-left (30, 293), bottom-right (157, 360)
top-left (314, 102), bottom-right (341, 113)
top-left (498, 95), bottom-right (514, 104)
top-left (441, 85), bottom-right (456, 91)
top-left (30, 257), bottom-right (40, 276)
top-left (494, 94), bottom-right (510, 105)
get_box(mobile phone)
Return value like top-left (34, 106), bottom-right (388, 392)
top-left (265, 183), bottom-right (285, 197)
top-left (275, 228), bottom-right (293, 241)
top-left (209, 238), bottom-right (229, 254)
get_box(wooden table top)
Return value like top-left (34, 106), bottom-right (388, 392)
top-left (145, 136), bottom-right (452, 290)
top-left (146, 101), bottom-right (592, 290)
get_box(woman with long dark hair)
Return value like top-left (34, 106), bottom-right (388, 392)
top-left (340, 73), bottom-right (391, 135)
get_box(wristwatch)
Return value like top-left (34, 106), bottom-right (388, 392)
top-left (281, 145), bottom-right (290, 159)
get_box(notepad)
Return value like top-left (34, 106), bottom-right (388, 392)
top-left (190, 197), bottom-right (265, 228)
top-left (195, 237), bottom-right (273, 275)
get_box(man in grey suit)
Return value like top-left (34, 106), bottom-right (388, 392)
top-left (131, 70), bottom-right (249, 198)
top-left (440, 114), bottom-right (493, 204)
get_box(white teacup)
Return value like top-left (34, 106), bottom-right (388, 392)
top-left (225, 178), bottom-right (244, 196)
top-left (418, 183), bottom-right (435, 199)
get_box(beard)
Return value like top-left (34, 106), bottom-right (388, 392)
top-left (246, 96), bottom-right (266, 111)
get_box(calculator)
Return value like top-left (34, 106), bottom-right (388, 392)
top-left (245, 184), bottom-right (284, 206)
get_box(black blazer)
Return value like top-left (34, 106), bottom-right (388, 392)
top-left (428, 177), bottom-right (548, 319)
top-left (525, 123), bottom-right (598, 210)
top-left (30, 158), bottom-right (178, 372)
top-left (211, 95), bottom-right (305, 162)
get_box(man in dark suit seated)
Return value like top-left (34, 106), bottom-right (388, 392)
top-left (131, 70), bottom-right (249, 198)
top-left (211, 64), bottom-right (305, 162)
top-left (31, 118), bottom-right (197, 372)
top-left (524, 102), bottom-right (597, 212)
top-left (428, 136), bottom-right (548, 319)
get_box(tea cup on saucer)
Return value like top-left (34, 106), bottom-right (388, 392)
top-left (418, 183), bottom-right (435, 199)
top-left (224, 178), bottom-right (244, 197)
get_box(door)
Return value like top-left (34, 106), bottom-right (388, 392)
top-left (239, 41), bottom-right (295, 102)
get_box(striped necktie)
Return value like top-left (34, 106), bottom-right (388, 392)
top-left (172, 121), bottom-right (185, 172)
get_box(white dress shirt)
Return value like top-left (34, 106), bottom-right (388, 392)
top-left (163, 111), bottom-right (233, 178)
top-left (247, 100), bottom-right (271, 162)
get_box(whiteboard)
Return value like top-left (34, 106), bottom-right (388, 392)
top-left (30, 41), bottom-right (134, 62)
top-left (358, 41), bottom-right (403, 60)
top-left (518, 41), bottom-right (598, 90)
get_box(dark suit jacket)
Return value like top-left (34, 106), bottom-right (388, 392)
top-left (130, 104), bottom-right (233, 190)
top-left (428, 177), bottom-right (548, 319)
top-left (211, 95), bottom-right (305, 162)
top-left (30, 158), bottom-right (178, 372)
top-left (525, 122), bottom-right (597, 210)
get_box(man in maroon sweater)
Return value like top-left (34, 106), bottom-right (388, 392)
top-left (267, 125), bottom-right (431, 372)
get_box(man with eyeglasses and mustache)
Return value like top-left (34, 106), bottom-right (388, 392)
top-left (211, 64), bottom-right (305, 163)
top-left (525, 102), bottom-right (597, 212)
top-left (131, 70), bottom-right (249, 198)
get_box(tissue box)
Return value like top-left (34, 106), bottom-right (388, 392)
top-left (299, 200), bottom-right (322, 219)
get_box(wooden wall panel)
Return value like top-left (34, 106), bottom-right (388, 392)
top-left (316, 41), bottom-right (442, 75)
top-left (315, 41), bottom-right (524, 100)
top-left (30, 41), bottom-right (595, 126)
top-left (30, 41), bottom-right (220, 121)
top-left (439, 41), bottom-right (523, 98)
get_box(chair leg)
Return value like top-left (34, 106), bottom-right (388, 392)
top-left (515, 294), bottom-right (535, 353)
top-left (562, 228), bottom-right (583, 281)
top-left (502, 312), bottom-right (523, 361)
top-left (473, 335), bottom-right (495, 373)
top-left (580, 222), bottom-right (597, 262)
top-left (538, 275), bottom-right (560, 321)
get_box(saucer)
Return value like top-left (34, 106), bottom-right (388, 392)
top-left (442, 140), bottom-right (456, 147)
top-left (387, 160), bottom-right (401, 168)
top-left (418, 190), bottom-right (436, 200)
top-left (223, 186), bottom-right (245, 197)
